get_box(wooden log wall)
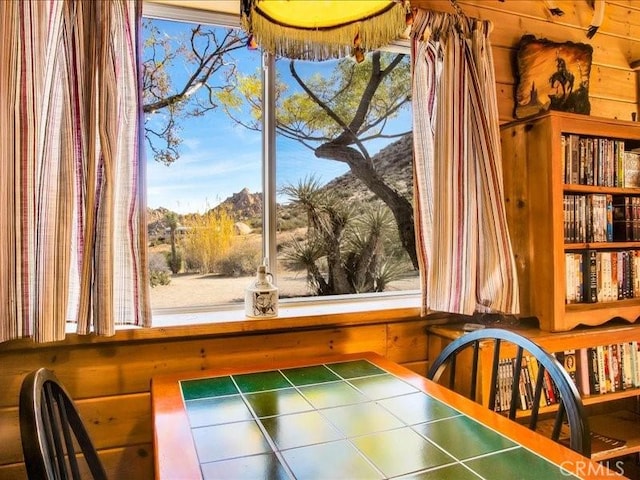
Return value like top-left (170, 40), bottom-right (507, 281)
top-left (2, 1), bottom-right (640, 479)
top-left (0, 316), bottom-right (432, 479)
top-left (415, 0), bottom-right (640, 123)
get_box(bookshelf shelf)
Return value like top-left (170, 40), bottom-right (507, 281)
top-left (563, 184), bottom-right (640, 195)
top-left (500, 111), bottom-right (640, 331)
top-left (508, 388), bottom-right (640, 417)
top-left (589, 410), bottom-right (640, 461)
top-left (565, 298), bottom-right (640, 311)
top-left (582, 388), bottom-right (640, 405)
top-left (564, 242), bottom-right (640, 250)
top-left (427, 321), bottom-right (640, 463)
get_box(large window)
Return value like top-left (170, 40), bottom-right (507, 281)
top-left (143, 5), bottom-right (417, 316)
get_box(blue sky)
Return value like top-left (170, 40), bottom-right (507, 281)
top-left (146, 121), bottom-right (352, 213)
top-left (144, 18), bottom-right (409, 215)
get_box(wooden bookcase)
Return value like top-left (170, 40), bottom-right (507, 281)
top-left (428, 321), bottom-right (640, 462)
top-left (500, 111), bottom-right (640, 332)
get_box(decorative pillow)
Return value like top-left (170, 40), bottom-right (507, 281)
top-left (514, 35), bottom-right (593, 119)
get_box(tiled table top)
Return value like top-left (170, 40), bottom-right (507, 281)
top-left (152, 353), bottom-right (608, 479)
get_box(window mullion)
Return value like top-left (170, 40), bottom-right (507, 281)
top-left (262, 52), bottom-right (278, 282)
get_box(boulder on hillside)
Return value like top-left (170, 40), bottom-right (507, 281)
top-left (234, 222), bottom-right (252, 235)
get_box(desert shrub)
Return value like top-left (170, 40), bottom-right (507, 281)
top-left (247, 216), bottom-right (262, 228)
top-left (182, 256), bottom-right (200, 272)
top-left (181, 209), bottom-right (235, 273)
top-left (150, 270), bottom-right (171, 287)
top-left (164, 212), bottom-right (182, 274)
top-left (278, 204), bottom-right (312, 231)
top-left (148, 252), bottom-right (172, 287)
top-left (278, 214), bottom-right (307, 231)
top-left (166, 249), bottom-right (183, 274)
top-left (216, 239), bottom-right (261, 276)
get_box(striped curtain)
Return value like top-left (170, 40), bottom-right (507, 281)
top-left (0, 0), bottom-right (150, 343)
top-left (411, 9), bottom-right (520, 316)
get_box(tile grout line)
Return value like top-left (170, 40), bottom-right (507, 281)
top-left (230, 372), bottom-right (299, 480)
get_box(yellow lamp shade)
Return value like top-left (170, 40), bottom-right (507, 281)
top-left (241, 0), bottom-right (408, 60)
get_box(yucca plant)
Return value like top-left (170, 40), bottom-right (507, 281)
top-left (281, 176), bottom-right (409, 295)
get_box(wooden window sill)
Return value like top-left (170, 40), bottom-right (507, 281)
top-left (0, 294), bottom-right (451, 350)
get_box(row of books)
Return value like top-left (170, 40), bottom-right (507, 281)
top-left (612, 195), bottom-right (640, 242)
top-left (562, 134), bottom-right (640, 188)
top-left (562, 345), bottom-right (640, 396)
top-left (564, 194), bottom-right (640, 243)
top-left (564, 193), bottom-right (611, 243)
top-left (494, 343), bottom-right (640, 413)
top-left (565, 249), bottom-right (640, 303)
top-left (494, 356), bottom-right (559, 412)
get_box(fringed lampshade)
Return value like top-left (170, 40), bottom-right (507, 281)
top-left (241, 0), bottom-right (409, 61)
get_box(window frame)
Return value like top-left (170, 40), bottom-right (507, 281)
top-left (141, 1), bottom-right (420, 329)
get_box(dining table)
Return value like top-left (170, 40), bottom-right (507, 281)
top-left (151, 351), bottom-right (619, 479)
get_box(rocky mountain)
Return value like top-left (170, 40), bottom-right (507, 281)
top-left (147, 133), bottom-right (412, 236)
top-left (147, 189), bottom-right (263, 240)
top-left (147, 206), bottom-right (177, 239)
top-left (215, 187), bottom-right (262, 221)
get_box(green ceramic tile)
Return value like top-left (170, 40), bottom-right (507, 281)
top-left (326, 359), bottom-right (386, 379)
top-left (349, 374), bottom-right (418, 400)
top-left (299, 381), bottom-right (368, 409)
top-left (396, 463), bottom-right (482, 479)
top-left (191, 420), bottom-right (271, 463)
top-left (378, 392), bottom-right (459, 425)
top-left (464, 447), bottom-right (580, 479)
top-left (260, 411), bottom-right (343, 450)
top-left (245, 388), bottom-right (313, 417)
top-left (281, 440), bottom-right (384, 480)
top-left (200, 453), bottom-right (290, 480)
top-left (352, 427), bottom-right (455, 478)
top-left (233, 370), bottom-right (291, 393)
top-left (181, 363), bottom-right (581, 480)
top-left (413, 416), bottom-right (517, 460)
top-left (185, 395), bottom-right (253, 427)
top-left (181, 376), bottom-right (238, 400)
top-left (321, 402), bottom-right (404, 437)
top-left (281, 365), bottom-right (340, 386)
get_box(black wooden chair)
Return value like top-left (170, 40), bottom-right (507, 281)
top-left (427, 328), bottom-right (591, 457)
top-left (19, 368), bottom-right (108, 480)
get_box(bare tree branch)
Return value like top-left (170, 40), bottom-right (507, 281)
top-left (142, 20), bottom-right (249, 164)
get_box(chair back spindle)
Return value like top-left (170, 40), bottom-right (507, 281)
top-left (20, 368), bottom-right (108, 480)
top-left (427, 328), bottom-right (590, 457)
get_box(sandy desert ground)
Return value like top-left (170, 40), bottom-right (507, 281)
top-left (149, 271), bottom-right (420, 310)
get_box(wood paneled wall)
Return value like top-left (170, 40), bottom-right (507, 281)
top-left (3, 1), bottom-right (640, 479)
top-left (414, 0), bottom-right (640, 123)
top-left (0, 318), bottom-right (431, 479)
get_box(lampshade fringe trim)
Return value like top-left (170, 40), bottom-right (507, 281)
top-left (242, 2), bottom-right (407, 61)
